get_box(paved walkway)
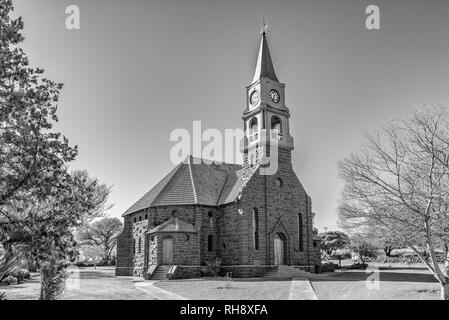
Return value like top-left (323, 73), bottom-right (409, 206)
top-left (288, 279), bottom-right (318, 300)
top-left (134, 281), bottom-right (187, 300)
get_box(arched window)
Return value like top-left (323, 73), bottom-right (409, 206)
top-left (133, 238), bottom-right (136, 254)
top-left (138, 237), bottom-right (142, 253)
top-left (253, 208), bottom-right (259, 250)
top-left (271, 116), bottom-right (282, 134)
top-left (298, 213), bottom-right (304, 252)
top-left (145, 214), bottom-right (148, 219)
top-left (133, 217), bottom-right (137, 223)
top-left (249, 117), bottom-right (258, 134)
top-left (139, 216), bottom-right (142, 222)
top-left (207, 235), bottom-right (213, 252)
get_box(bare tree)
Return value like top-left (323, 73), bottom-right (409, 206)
top-left (338, 104), bottom-right (449, 300)
top-left (77, 218), bottom-right (123, 264)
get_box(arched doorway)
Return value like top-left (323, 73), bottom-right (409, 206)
top-left (274, 233), bottom-right (286, 265)
top-left (162, 237), bottom-right (173, 265)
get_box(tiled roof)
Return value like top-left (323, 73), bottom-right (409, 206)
top-left (146, 217), bottom-right (196, 234)
top-left (123, 156), bottom-right (243, 216)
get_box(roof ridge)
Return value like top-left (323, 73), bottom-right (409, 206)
top-left (122, 161), bottom-right (184, 216)
top-left (144, 161), bottom-right (185, 209)
top-left (216, 171), bottom-right (230, 206)
top-left (187, 155), bottom-right (199, 204)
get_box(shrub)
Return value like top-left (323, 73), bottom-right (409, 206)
top-left (319, 262), bottom-right (339, 273)
top-left (1, 275), bottom-right (17, 286)
top-left (75, 261), bottom-right (93, 268)
top-left (23, 269), bottom-right (31, 279)
top-left (10, 267), bottom-right (27, 284)
top-left (201, 258), bottom-right (222, 277)
top-left (348, 262), bottom-right (368, 270)
top-left (224, 272), bottom-right (234, 289)
top-left (363, 254), bottom-right (444, 265)
top-left (330, 249), bottom-right (352, 261)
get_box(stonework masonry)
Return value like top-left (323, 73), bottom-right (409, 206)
top-left (115, 30), bottom-right (321, 279)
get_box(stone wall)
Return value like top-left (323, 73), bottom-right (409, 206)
top-left (147, 235), bottom-right (158, 266)
top-left (116, 146), bottom-right (320, 278)
top-left (155, 232), bottom-right (200, 265)
top-left (170, 266), bottom-right (202, 279)
top-left (132, 218), bottom-right (148, 276)
top-left (222, 145), bottom-right (317, 268)
top-left (115, 215), bottom-right (134, 276)
top-left (218, 203), bottom-right (246, 266)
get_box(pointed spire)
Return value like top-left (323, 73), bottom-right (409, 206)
top-left (251, 22), bottom-right (279, 84)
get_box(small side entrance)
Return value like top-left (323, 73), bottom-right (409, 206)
top-left (274, 233), bottom-right (285, 266)
top-left (162, 237), bottom-right (173, 265)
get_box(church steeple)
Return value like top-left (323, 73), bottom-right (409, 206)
top-left (251, 32), bottom-right (279, 84)
top-left (243, 24), bottom-right (295, 164)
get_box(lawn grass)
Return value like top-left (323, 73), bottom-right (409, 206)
top-left (310, 267), bottom-right (441, 300)
top-left (1, 265), bottom-right (443, 300)
top-left (1, 267), bottom-right (155, 300)
top-left (154, 278), bottom-right (292, 300)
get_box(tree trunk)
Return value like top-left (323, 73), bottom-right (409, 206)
top-left (384, 246), bottom-right (393, 257)
top-left (441, 282), bottom-right (449, 300)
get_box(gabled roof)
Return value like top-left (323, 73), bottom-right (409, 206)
top-left (251, 32), bottom-right (279, 84)
top-left (123, 156), bottom-right (243, 216)
top-left (146, 217), bottom-right (196, 234)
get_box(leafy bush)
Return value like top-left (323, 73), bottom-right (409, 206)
top-left (201, 258), bottom-right (222, 277)
top-left (10, 267), bottom-right (27, 283)
top-left (363, 254), bottom-right (445, 265)
top-left (347, 262), bottom-right (368, 270)
top-left (224, 272), bottom-right (234, 289)
top-left (319, 262), bottom-right (340, 273)
top-left (23, 269), bottom-right (31, 279)
top-left (331, 249), bottom-right (352, 261)
top-left (1, 275), bottom-right (17, 286)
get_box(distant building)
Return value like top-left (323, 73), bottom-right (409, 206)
top-left (116, 30), bottom-right (320, 278)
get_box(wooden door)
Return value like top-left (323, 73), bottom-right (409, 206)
top-left (162, 238), bottom-right (173, 265)
top-left (274, 234), bottom-right (284, 266)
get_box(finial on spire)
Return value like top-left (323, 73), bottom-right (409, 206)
top-left (261, 17), bottom-right (270, 35)
top-left (252, 19), bottom-right (278, 84)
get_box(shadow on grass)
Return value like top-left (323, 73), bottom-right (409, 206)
top-left (311, 271), bottom-right (438, 283)
top-left (77, 269), bottom-right (116, 279)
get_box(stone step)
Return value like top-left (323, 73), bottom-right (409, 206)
top-left (149, 265), bottom-right (172, 280)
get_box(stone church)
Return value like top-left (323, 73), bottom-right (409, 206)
top-left (116, 30), bottom-right (320, 279)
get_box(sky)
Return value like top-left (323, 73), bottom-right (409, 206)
top-left (11, 0), bottom-right (449, 231)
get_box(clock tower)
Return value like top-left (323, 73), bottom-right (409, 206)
top-left (243, 29), bottom-right (294, 178)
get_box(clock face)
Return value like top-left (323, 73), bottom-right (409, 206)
top-left (269, 89), bottom-right (280, 103)
top-left (250, 90), bottom-right (260, 106)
